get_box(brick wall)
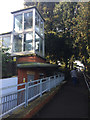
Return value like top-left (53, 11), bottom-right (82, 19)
top-left (17, 56), bottom-right (46, 63)
top-left (18, 68), bottom-right (46, 89)
top-left (17, 55), bottom-right (47, 90)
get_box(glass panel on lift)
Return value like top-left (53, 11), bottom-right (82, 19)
top-left (13, 34), bottom-right (22, 52)
top-left (35, 12), bottom-right (40, 33)
top-left (40, 19), bottom-right (44, 36)
top-left (35, 33), bottom-right (43, 55)
top-left (40, 38), bottom-right (43, 55)
top-left (14, 14), bottom-right (22, 32)
top-left (0, 37), bottom-right (2, 47)
top-left (24, 11), bottom-right (33, 30)
top-left (35, 33), bottom-right (40, 52)
top-left (2, 36), bottom-right (11, 48)
top-left (12, 7), bottom-right (44, 56)
top-left (24, 32), bottom-right (33, 51)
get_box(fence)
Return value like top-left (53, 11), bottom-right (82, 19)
top-left (0, 77), bottom-right (17, 95)
top-left (0, 74), bottom-right (64, 118)
top-left (83, 72), bottom-right (90, 92)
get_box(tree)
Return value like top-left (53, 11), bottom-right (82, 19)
top-left (24, 2), bottom-right (57, 33)
top-left (1, 48), bottom-right (12, 77)
top-left (24, 2), bottom-right (72, 66)
top-left (72, 2), bottom-right (89, 66)
top-left (53, 2), bottom-right (89, 68)
top-left (24, 1), bottom-right (89, 70)
top-left (53, 2), bottom-right (77, 67)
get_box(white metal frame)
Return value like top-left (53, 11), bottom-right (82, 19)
top-left (0, 7), bottom-right (45, 57)
top-left (0, 34), bottom-right (12, 53)
top-left (0, 74), bottom-right (65, 119)
top-left (11, 8), bottom-right (45, 57)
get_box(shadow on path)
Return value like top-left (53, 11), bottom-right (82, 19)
top-left (33, 72), bottom-right (88, 118)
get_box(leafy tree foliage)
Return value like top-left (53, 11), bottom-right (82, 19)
top-left (24, 1), bottom-right (89, 70)
top-left (1, 48), bottom-right (12, 77)
top-left (0, 47), bottom-right (17, 78)
top-left (54, 2), bottom-right (89, 68)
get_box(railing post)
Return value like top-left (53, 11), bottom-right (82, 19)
top-left (27, 82), bottom-right (28, 106)
top-left (40, 79), bottom-right (42, 97)
top-left (48, 77), bottom-right (50, 91)
top-left (54, 76), bottom-right (56, 87)
top-left (25, 83), bottom-right (26, 107)
top-left (25, 82), bottom-right (28, 107)
top-left (58, 74), bottom-right (60, 84)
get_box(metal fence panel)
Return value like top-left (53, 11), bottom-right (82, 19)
top-left (42, 78), bottom-right (48, 93)
top-left (0, 74), bottom-right (64, 118)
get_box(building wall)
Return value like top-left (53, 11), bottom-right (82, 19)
top-left (17, 56), bottom-right (46, 63)
top-left (18, 68), bottom-right (46, 83)
top-left (17, 55), bottom-right (58, 90)
top-left (18, 68), bottom-right (46, 89)
top-left (17, 55), bottom-right (47, 89)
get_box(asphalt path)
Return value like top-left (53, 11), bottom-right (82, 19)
top-left (33, 72), bottom-right (89, 118)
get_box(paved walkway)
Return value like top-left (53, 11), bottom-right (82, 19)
top-left (33, 72), bottom-right (89, 118)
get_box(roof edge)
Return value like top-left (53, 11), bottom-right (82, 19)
top-left (0, 31), bottom-right (12, 36)
top-left (17, 62), bottom-right (58, 68)
top-left (11, 6), bottom-right (45, 22)
top-left (11, 6), bottom-right (35, 14)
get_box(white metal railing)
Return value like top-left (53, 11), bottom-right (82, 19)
top-left (0, 74), bottom-right (64, 118)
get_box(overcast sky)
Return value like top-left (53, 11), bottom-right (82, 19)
top-left (0, 0), bottom-right (89, 34)
top-left (0, 0), bottom-right (24, 34)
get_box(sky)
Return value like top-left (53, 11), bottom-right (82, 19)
top-left (0, 0), bottom-right (24, 34)
top-left (0, 0), bottom-right (88, 34)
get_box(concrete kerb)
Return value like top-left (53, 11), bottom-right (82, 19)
top-left (3, 80), bottom-right (67, 120)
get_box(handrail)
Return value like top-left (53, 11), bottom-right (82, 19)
top-left (83, 72), bottom-right (90, 92)
top-left (0, 74), bottom-right (65, 118)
